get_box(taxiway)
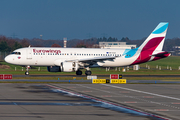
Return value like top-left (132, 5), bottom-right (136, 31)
top-left (0, 83), bottom-right (180, 119)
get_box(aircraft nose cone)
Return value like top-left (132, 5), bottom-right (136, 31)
top-left (4, 56), bottom-right (11, 63)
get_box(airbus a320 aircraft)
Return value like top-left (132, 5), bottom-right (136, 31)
top-left (5, 22), bottom-right (170, 75)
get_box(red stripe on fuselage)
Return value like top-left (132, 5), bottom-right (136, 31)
top-left (131, 37), bottom-right (164, 65)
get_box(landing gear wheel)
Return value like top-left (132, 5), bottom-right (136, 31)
top-left (76, 70), bottom-right (82, 75)
top-left (25, 65), bottom-right (30, 75)
top-left (25, 71), bottom-right (29, 75)
top-left (85, 70), bottom-right (92, 76)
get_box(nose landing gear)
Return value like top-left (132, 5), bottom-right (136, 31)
top-left (25, 66), bottom-right (30, 75)
top-left (25, 71), bottom-right (29, 75)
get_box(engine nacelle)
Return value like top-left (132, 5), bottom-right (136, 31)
top-left (47, 62), bottom-right (79, 72)
top-left (47, 66), bottom-right (61, 72)
top-left (62, 62), bottom-right (79, 72)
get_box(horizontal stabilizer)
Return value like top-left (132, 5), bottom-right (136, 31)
top-left (151, 52), bottom-right (171, 58)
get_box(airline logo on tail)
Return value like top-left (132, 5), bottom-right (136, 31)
top-left (124, 22), bottom-right (170, 65)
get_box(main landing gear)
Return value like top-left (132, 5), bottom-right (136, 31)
top-left (76, 70), bottom-right (82, 75)
top-left (85, 67), bottom-right (92, 75)
top-left (85, 70), bottom-right (92, 76)
top-left (76, 68), bottom-right (92, 76)
top-left (25, 66), bottom-right (30, 75)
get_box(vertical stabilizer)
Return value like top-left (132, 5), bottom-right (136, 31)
top-left (139, 22), bottom-right (168, 52)
top-left (131, 22), bottom-right (169, 65)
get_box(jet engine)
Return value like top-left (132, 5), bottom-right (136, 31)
top-left (61, 62), bottom-right (79, 72)
top-left (47, 62), bottom-right (79, 72)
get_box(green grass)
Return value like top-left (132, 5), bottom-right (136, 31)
top-left (141, 56), bottom-right (180, 70)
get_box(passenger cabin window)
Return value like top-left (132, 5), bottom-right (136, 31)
top-left (11, 52), bottom-right (21, 55)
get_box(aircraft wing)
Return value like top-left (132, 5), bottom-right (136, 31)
top-left (65, 56), bottom-right (117, 64)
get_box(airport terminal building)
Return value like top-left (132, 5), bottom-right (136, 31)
top-left (99, 42), bottom-right (136, 49)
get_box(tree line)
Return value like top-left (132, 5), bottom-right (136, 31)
top-left (0, 35), bottom-right (180, 54)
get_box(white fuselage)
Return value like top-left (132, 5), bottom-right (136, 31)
top-left (5, 47), bottom-right (139, 67)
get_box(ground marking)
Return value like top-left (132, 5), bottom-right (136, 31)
top-left (124, 101), bottom-right (137, 103)
top-left (46, 84), bottom-right (171, 120)
top-left (103, 84), bottom-right (180, 101)
top-left (75, 84), bottom-right (180, 111)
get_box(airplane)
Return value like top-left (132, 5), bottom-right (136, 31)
top-left (5, 22), bottom-right (171, 75)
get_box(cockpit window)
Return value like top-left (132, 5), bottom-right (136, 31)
top-left (11, 52), bottom-right (21, 55)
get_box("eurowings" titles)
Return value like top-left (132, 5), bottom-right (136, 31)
top-left (33, 49), bottom-right (61, 54)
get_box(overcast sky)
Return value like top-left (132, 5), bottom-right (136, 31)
top-left (0, 0), bottom-right (180, 40)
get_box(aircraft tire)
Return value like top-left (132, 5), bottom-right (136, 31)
top-left (76, 70), bottom-right (82, 75)
top-left (85, 70), bottom-right (92, 76)
top-left (25, 71), bottom-right (29, 75)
